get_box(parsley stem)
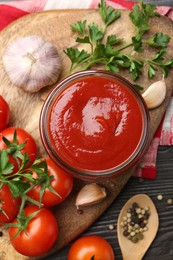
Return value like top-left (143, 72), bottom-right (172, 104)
top-left (115, 42), bottom-right (133, 52)
top-left (136, 56), bottom-right (163, 67)
top-left (68, 56), bottom-right (93, 74)
top-left (80, 58), bottom-right (108, 71)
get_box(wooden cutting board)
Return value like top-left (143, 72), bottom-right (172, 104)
top-left (0, 9), bottom-right (173, 260)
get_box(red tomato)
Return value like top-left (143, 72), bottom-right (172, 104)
top-left (0, 96), bottom-right (10, 132)
top-left (9, 205), bottom-right (58, 257)
top-left (0, 127), bottom-right (37, 173)
top-left (27, 157), bottom-right (73, 207)
top-left (68, 235), bottom-right (115, 260)
top-left (0, 185), bottom-right (21, 224)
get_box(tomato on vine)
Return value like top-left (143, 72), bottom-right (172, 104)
top-left (0, 184), bottom-right (21, 224)
top-left (27, 157), bottom-right (74, 207)
top-left (9, 205), bottom-right (58, 257)
top-left (0, 127), bottom-right (37, 173)
top-left (0, 96), bottom-right (10, 132)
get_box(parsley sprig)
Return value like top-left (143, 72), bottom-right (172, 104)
top-left (64, 0), bottom-right (173, 83)
top-left (0, 131), bottom-right (60, 224)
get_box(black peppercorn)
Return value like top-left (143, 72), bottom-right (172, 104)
top-left (123, 230), bottom-right (129, 237)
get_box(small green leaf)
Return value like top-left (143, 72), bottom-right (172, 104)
top-left (64, 48), bottom-right (90, 64)
top-left (147, 32), bottom-right (171, 48)
top-left (164, 59), bottom-right (173, 67)
top-left (133, 84), bottom-right (144, 91)
top-left (148, 64), bottom-right (156, 79)
top-left (8, 182), bottom-right (20, 198)
top-left (161, 67), bottom-right (169, 78)
top-left (89, 23), bottom-right (104, 43)
top-left (106, 35), bottom-right (123, 46)
top-left (98, 0), bottom-right (121, 26)
top-left (152, 48), bottom-right (166, 63)
top-left (105, 62), bottom-right (119, 73)
top-left (0, 150), bottom-right (9, 171)
top-left (141, 1), bottom-right (158, 18)
top-left (70, 20), bottom-right (87, 35)
top-left (131, 36), bottom-right (143, 52)
top-left (105, 44), bottom-right (119, 57)
top-left (129, 60), bottom-right (143, 80)
top-left (0, 150), bottom-right (14, 175)
top-left (76, 36), bottom-right (90, 44)
top-left (2, 162), bottom-right (14, 175)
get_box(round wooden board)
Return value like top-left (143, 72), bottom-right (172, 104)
top-left (0, 9), bottom-right (173, 260)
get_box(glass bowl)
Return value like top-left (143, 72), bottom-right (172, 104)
top-left (39, 70), bottom-right (150, 181)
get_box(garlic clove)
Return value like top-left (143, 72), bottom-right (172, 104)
top-left (3, 35), bottom-right (61, 93)
top-left (142, 79), bottom-right (166, 109)
top-left (75, 183), bottom-right (107, 208)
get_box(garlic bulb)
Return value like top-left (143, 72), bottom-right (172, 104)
top-left (142, 78), bottom-right (166, 109)
top-left (3, 35), bottom-right (61, 93)
top-left (75, 183), bottom-right (107, 208)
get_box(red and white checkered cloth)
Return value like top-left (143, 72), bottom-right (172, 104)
top-left (1, 0), bottom-right (173, 179)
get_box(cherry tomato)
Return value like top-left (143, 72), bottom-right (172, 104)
top-left (27, 157), bottom-right (73, 207)
top-left (9, 205), bottom-right (58, 257)
top-left (68, 235), bottom-right (115, 260)
top-left (0, 95), bottom-right (10, 132)
top-left (0, 185), bottom-right (21, 224)
top-left (0, 127), bottom-right (37, 173)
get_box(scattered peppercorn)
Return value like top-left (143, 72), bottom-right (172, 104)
top-left (157, 195), bottom-right (163, 201)
top-left (77, 209), bottom-right (84, 215)
top-left (167, 198), bottom-right (173, 205)
top-left (120, 202), bottom-right (150, 243)
top-left (108, 224), bottom-right (115, 230)
top-left (0, 231), bottom-right (3, 237)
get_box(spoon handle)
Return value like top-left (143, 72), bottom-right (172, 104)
top-left (123, 255), bottom-right (142, 260)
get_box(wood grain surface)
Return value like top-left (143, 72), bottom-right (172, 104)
top-left (0, 9), bottom-right (173, 260)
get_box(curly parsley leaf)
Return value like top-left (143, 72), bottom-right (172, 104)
top-left (129, 60), bottom-right (143, 80)
top-left (64, 48), bottom-right (90, 65)
top-left (147, 32), bottom-right (171, 48)
top-left (98, 0), bottom-right (121, 26)
top-left (133, 84), bottom-right (144, 91)
top-left (64, 0), bottom-right (173, 82)
top-left (106, 35), bottom-right (123, 46)
top-left (0, 150), bottom-right (14, 175)
top-left (148, 64), bottom-right (157, 79)
top-left (70, 20), bottom-right (87, 35)
top-left (89, 23), bottom-right (104, 43)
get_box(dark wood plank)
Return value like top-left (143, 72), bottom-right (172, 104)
top-left (48, 146), bottom-right (173, 259)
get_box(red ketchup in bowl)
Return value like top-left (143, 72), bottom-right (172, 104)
top-left (40, 71), bottom-right (150, 181)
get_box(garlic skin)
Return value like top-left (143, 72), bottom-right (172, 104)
top-left (142, 79), bottom-right (166, 109)
top-left (3, 35), bottom-right (61, 93)
top-left (75, 183), bottom-right (107, 208)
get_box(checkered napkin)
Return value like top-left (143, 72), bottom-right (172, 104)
top-left (1, 0), bottom-right (173, 179)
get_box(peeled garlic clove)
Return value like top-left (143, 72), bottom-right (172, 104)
top-left (142, 79), bottom-right (166, 109)
top-left (75, 183), bottom-right (107, 208)
top-left (3, 35), bottom-right (61, 93)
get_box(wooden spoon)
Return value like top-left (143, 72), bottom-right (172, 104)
top-left (117, 194), bottom-right (159, 260)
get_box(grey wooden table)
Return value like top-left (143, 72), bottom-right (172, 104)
top-left (51, 146), bottom-right (173, 260)
top-left (47, 0), bottom-right (173, 259)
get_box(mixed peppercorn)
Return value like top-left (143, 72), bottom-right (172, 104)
top-left (120, 202), bottom-right (150, 243)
